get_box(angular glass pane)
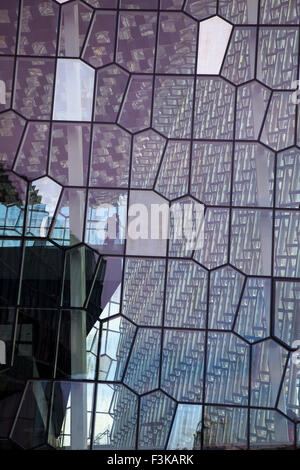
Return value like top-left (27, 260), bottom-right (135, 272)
top-left (100, 282), bottom-right (121, 321)
top-left (131, 129), bottom-right (166, 189)
top-left (165, 260), bottom-right (207, 329)
top-left (206, 332), bottom-right (249, 405)
top-left (251, 339), bottom-right (288, 407)
top-left (90, 256), bottom-right (123, 318)
top-left (0, 57), bottom-right (14, 112)
top-left (193, 208), bottom-right (229, 269)
top-left (50, 188), bottom-right (86, 246)
top-left (126, 190), bottom-right (168, 257)
top-left (15, 309), bottom-right (59, 379)
top-left (124, 328), bottom-right (161, 395)
top-left (235, 82), bottom-right (271, 140)
top-left (209, 266), bottom-right (245, 330)
top-left (84, 0), bottom-right (118, 7)
top-left (260, 0), bottom-right (300, 24)
top-left (232, 143), bottom-right (274, 207)
top-left (0, 0), bottom-right (18, 55)
top-left (221, 27), bottom-right (256, 85)
top-left (82, 11), bottom-right (117, 68)
top-left (276, 148), bottom-right (300, 208)
top-left (197, 16), bottom-right (232, 75)
top-left (219, 0), bottom-right (259, 23)
top-left (26, 177), bottom-right (62, 238)
top-left (185, 0), bottom-right (217, 20)
top-left (122, 258), bottom-right (165, 326)
top-left (203, 406), bottom-right (248, 450)
top-left (274, 211), bottom-right (300, 278)
top-left (194, 78), bottom-right (235, 140)
top-left (230, 209), bottom-right (273, 276)
top-left (161, 0), bottom-right (184, 8)
top-left (62, 245), bottom-right (99, 308)
top-left (153, 76), bottom-right (194, 139)
top-left (19, 0), bottom-right (59, 56)
top-left (0, 111), bottom-right (26, 170)
top-left (168, 196), bottom-right (205, 258)
top-left (274, 281), bottom-right (300, 347)
top-left (116, 12), bottom-right (157, 73)
top-left (0, 239), bottom-right (22, 306)
top-left (14, 58), bottom-right (55, 120)
top-left (90, 125), bottom-right (131, 188)
top-left (52, 381), bottom-right (94, 450)
top-left (0, 307), bottom-right (16, 369)
top-left (157, 12), bottom-right (197, 74)
top-left (59, 1), bottom-right (93, 57)
top-left (20, 241), bottom-right (64, 308)
top-left (99, 316), bottom-right (136, 381)
top-left (0, 171), bottom-right (26, 236)
top-left (53, 59), bottom-right (95, 122)
top-left (120, 0), bottom-right (158, 7)
top-left (93, 384), bottom-right (137, 450)
top-left (257, 28), bottom-right (298, 89)
top-left (191, 142), bottom-right (232, 205)
top-left (161, 330), bottom-right (205, 402)
top-left (118, 76), bottom-right (153, 133)
top-left (94, 65), bottom-right (129, 123)
top-left (278, 355), bottom-right (300, 422)
top-left (260, 92), bottom-right (296, 151)
top-left (250, 409), bottom-right (293, 449)
top-left (167, 404), bottom-right (202, 450)
top-left (14, 122), bottom-right (50, 181)
top-left (234, 277), bottom-right (270, 342)
top-left (85, 190), bottom-right (127, 255)
top-left (155, 140), bottom-right (190, 200)
top-left (11, 380), bottom-right (52, 449)
top-left (56, 310), bottom-right (98, 381)
top-left (49, 123), bottom-right (90, 186)
top-left (139, 391), bottom-right (176, 450)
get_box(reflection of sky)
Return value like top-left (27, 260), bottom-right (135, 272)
top-left (0, 239), bottom-right (21, 248)
top-left (53, 59), bottom-right (95, 121)
top-left (168, 405), bottom-right (202, 450)
top-left (0, 205), bottom-right (23, 235)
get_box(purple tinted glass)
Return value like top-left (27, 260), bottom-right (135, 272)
top-left (82, 11), bottom-right (117, 68)
top-left (118, 76), bottom-right (153, 133)
top-left (156, 12), bottom-right (197, 74)
top-left (14, 58), bottom-right (55, 120)
top-left (14, 122), bottom-right (50, 181)
top-left (116, 12), bottom-right (157, 73)
top-left (94, 65), bottom-right (129, 122)
top-left (49, 123), bottom-right (91, 186)
top-left (90, 124), bottom-right (131, 188)
top-left (19, 0), bottom-right (59, 56)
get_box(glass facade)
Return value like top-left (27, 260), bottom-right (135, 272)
top-left (0, 0), bottom-right (299, 451)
